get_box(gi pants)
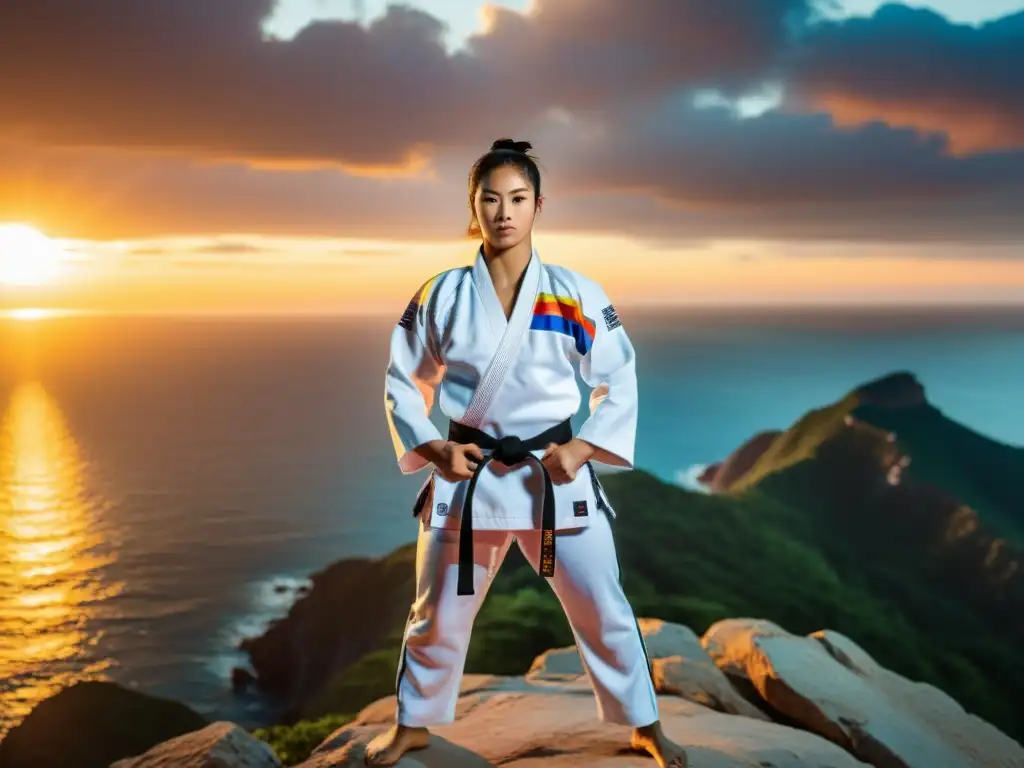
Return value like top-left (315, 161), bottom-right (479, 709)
top-left (394, 509), bottom-right (660, 727)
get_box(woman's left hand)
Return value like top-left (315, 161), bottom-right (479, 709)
top-left (541, 439), bottom-right (595, 485)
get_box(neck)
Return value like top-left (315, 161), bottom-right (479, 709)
top-left (481, 237), bottom-right (533, 288)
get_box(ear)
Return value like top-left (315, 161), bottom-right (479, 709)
top-left (536, 195), bottom-right (544, 213)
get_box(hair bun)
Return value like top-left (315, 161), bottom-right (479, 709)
top-left (491, 138), bottom-right (533, 154)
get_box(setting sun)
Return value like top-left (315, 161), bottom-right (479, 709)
top-left (0, 224), bottom-right (65, 286)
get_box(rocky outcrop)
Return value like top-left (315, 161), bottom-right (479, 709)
top-left (295, 618), bottom-right (1022, 767)
top-left (698, 430), bottom-right (781, 492)
top-left (854, 372), bottom-right (926, 410)
top-left (316, 689), bottom-right (869, 767)
top-left (112, 722), bottom-right (281, 767)
top-left (527, 619), bottom-right (771, 721)
top-left (701, 618), bottom-right (1024, 768)
top-left (0, 680), bottom-right (209, 768)
top-left (239, 543), bottom-right (417, 719)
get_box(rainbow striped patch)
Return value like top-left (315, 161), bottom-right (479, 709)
top-left (530, 293), bottom-right (596, 355)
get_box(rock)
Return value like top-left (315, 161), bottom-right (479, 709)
top-left (651, 657), bottom-right (770, 721)
top-left (702, 618), bottom-right (1024, 768)
top-left (311, 678), bottom-right (870, 767)
top-left (302, 726), bottom-right (492, 767)
top-left (239, 543), bottom-right (417, 717)
top-left (701, 617), bottom-right (789, 679)
top-left (704, 430), bottom-right (782, 492)
top-left (232, 667), bottom-right (257, 692)
top-left (813, 630), bottom-right (1024, 767)
top-left (854, 372), bottom-right (926, 410)
top-left (112, 721), bottom-right (281, 767)
top-left (0, 680), bottom-right (209, 768)
top-left (697, 462), bottom-right (720, 486)
top-left (526, 647), bottom-right (584, 683)
top-left (525, 620), bottom-right (768, 721)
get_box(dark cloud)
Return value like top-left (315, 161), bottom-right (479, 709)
top-left (552, 100), bottom-right (1024, 206)
top-left (0, 0), bottom-right (815, 167)
top-left (783, 5), bottom-right (1024, 153)
top-left (0, 0), bottom-right (1022, 246)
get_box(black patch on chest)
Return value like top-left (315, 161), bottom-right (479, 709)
top-left (601, 304), bottom-right (622, 331)
top-left (573, 500), bottom-right (589, 517)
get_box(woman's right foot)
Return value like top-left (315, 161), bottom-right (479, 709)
top-left (364, 724), bottom-right (431, 766)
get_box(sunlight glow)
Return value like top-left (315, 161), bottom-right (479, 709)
top-left (6, 308), bottom-right (58, 322)
top-left (0, 383), bottom-right (122, 734)
top-left (0, 223), bottom-right (66, 286)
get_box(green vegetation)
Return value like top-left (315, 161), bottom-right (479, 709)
top-left (253, 712), bottom-right (355, 766)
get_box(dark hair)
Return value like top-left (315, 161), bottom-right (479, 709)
top-left (467, 138), bottom-right (542, 237)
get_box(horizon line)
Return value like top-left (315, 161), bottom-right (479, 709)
top-left (4, 301), bottom-right (1024, 321)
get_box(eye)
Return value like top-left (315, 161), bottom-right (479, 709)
top-left (513, 196), bottom-right (526, 203)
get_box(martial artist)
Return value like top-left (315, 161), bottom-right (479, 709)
top-left (366, 138), bottom-right (688, 767)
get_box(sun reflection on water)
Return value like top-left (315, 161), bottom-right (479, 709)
top-left (0, 382), bottom-right (121, 735)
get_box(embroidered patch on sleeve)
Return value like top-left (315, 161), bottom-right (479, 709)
top-left (601, 304), bottom-right (622, 331)
top-left (397, 297), bottom-right (417, 330)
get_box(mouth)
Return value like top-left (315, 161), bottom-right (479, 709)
top-left (497, 225), bottom-right (515, 233)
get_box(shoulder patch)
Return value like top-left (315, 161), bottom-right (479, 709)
top-left (397, 272), bottom-right (445, 330)
top-left (601, 303), bottom-right (622, 331)
top-left (397, 296), bottom-right (417, 330)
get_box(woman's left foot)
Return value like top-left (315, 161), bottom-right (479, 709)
top-left (631, 721), bottom-right (688, 767)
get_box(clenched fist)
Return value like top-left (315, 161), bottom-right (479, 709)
top-left (541, 438), bottom-right (595, 485)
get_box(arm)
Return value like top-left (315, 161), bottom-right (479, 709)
top-left (384, 278), bottom-right (447, 474)
top-left (574, 281), bottom-right (638, 468)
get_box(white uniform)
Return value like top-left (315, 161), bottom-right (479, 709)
top-left (383, 246), bottom-right (659, 728)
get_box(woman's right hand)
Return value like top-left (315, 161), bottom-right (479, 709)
top-left (418, 440), bottom-right (484, 482)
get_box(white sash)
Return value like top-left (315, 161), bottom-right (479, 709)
top-left (460, 248), bottom-right (541, 429)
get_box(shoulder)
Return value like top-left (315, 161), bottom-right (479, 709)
top-left (542, 264), bottom-right (614, 315)
top-left (398, 267), bottom-right (470, 334)
top-left (408, 266), bottom-right (469, 311)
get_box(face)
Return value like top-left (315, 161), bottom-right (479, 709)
top-left (473, 164), bottom-right (542, 250)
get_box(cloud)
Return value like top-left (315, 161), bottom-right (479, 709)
top-left (1, 0), bottom-right (1023, 246)
top-left (783, 4), bottom-right (1024, 154)
top-left (0, 0), bottom-right (822, 168)
top-left (552, 99), bottom-right (1024, 206)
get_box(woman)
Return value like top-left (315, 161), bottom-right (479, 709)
top-left (368, 139), bottom-right (687, 767)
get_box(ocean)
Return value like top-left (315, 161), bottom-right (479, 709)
top-left (1, 306), bottom-right (1023, 735)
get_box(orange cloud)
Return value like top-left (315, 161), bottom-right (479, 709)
top-left (803, 93), bottom-right (1023, 156)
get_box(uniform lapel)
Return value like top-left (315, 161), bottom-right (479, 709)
top-left (471, 246), bottom-right (541, 338)
top-left (462, 247), bottom-right (542, 428)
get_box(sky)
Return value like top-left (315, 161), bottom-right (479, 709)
top-left (1, 0), bottom-right (1024, 315)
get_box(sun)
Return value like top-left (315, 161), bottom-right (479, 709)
top-left (0, 223), bottom-right (65, 286)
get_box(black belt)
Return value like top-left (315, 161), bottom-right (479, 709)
top-left (447, 418), bottom-right (573, 596)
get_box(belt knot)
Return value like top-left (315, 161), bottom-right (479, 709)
top-left (493, 435), bottom-right (527, 464)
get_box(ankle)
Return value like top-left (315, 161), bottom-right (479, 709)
top-left (634, 721), bottom-right (661, 736)
top-left (397, 724), bottom-right (429, 734)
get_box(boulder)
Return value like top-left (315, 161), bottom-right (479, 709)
top-left (701, 618), bottom-right (1024, 767)
top-left (0, 680), bottom-right (209, 768)
top-left (112, 721), bottom-right (281, 767)
top-left (307, 680), bottom-right (870, 767)
top-left (525, 619), bottom-right (770, 721)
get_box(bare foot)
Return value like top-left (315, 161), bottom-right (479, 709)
top-left (631, 721), bottom-right (688, 768)
top-left (364, 724), bottom-right (430, 766)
